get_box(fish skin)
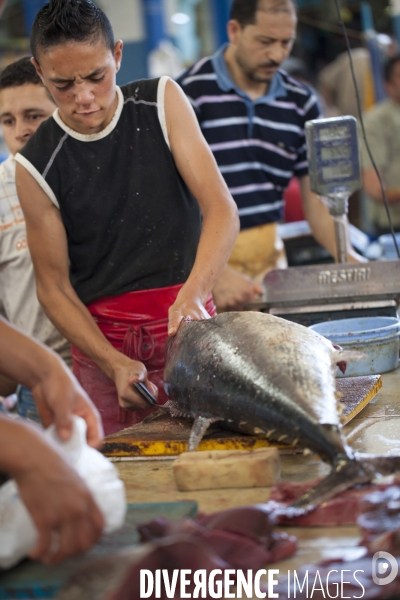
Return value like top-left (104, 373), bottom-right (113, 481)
top-left (165, 312), bottom-right (348, 461)
top-left (164, 312), bottom-right (374, 509)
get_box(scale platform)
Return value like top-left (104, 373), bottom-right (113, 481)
top-left (102, 375), bottom-right (382, 458)
top-left (254, 260), bottom-right (400, 326)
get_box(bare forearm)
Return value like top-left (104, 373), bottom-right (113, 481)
top-left (0, 416), bottom-right (49, 477)
top-left (182, 202), bottom-right (240, 300)
top-left (301, 189), bottom-right (338, 259)
top-left (0, 373), bottom-right (17, 396)
top-left (36, 283), bottom-right (122, 379)
top-left (368, 186), bottom-right (400, 204)
top-left (362, 169), bottom-right (400, 204)
top-left (300, 176), bottom-right (364, 263)
top-left (0, 318), bottom-right (62, 390)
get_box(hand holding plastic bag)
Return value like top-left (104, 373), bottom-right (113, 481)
top-left (0, 416), bottom-right (126, 569)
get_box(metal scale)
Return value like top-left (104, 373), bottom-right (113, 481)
top-left (258, 116), bottom-right (400, 326)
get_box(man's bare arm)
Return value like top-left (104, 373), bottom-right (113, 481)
top-left (299, 174), bottom-right (367, 263)
top-left (0, 373), bottom-right (16, 396)
top-left (212, 265), bottom-right (262, 311)
top-left (164, 80), bottom-right (240, 332)
top-left (363, 167), bottom-right (400, 204)
top-left (15, 166), bottom-right (156, 411)
top-left (0, 415), bottom-right (104, 564)
top-left (0, 317), bottom-right (103, 445)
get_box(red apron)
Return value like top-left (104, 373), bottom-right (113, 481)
top-left (72, 284), bottom-right (216, 436)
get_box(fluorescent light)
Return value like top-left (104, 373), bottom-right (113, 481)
top-left (376, 33), bottom-right (392, 47)
top-left (171, 12), bottom-right (190, 25)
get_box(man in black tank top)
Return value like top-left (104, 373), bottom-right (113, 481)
top-left (15, 0), bottom-right (239, 435)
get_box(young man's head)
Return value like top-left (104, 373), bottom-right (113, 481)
top-left (228, 0), bottom-right (297, 85)
top-left (30, 0), bottom-right (122, 136)
top-left (384, 55), bottom-right (400, 104)
top-left (0, 57), bottom-right (55, 156)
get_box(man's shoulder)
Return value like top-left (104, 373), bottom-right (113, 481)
top-left (121, 78), bottom-right (161, 103)
top-left (276, 70), bottom-right (320, 118)
top-left (0, 155), bottom-right (14, 181)
top-left (176, 56), bottom-right (215, 89)
top-left (278, 70), bottom-right (315, 101)
top-left (17, 115), bottom-right (63, 166)
top-left (19, 115), bottom-right (58, 150)
top-left (364, 99), bottom-right (396, 124)
top-left (0, 157), bottom-right (16, 208)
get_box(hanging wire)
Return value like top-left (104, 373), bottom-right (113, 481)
top-left (332, 0), bottom-right (400, 258)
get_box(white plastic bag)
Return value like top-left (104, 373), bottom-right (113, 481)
top-left (0, 416), bottom-right (126, 569)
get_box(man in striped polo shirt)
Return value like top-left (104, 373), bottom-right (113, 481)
top-left (178, 0), bottom-right (365, 311)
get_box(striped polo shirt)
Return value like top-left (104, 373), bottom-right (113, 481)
top-left (177, 45), bottom-right (321, 230)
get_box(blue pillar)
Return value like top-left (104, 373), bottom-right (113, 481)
top-left (142, 0), bottom-right (166, 53)
top-left (361, 2), bottom-right (386, 103)
top-left (22, 0), bottom-right (47, 36)
top-left (390, 0), bottom-right (400, 50)
top-left (117, 41), bottom-right (148, 85)
top-left (393, 16), bottom-right (400, 48)
top-left (210, 0), bottom-right (232, 48)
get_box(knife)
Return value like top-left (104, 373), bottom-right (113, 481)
top-left (133, 381), bottom-right (159, 407)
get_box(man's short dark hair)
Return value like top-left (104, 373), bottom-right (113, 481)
top-left (30, 0), bottom-right (114, 60)
top-left (230, 0), bottom-right (296, 27)
top-left (0, 57), bottom-right (42, 90)
top-left (384, 55), bottom-right (400, 83)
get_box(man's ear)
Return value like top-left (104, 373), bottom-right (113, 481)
top-left (31, 57), bottom-right (44, 83)
top-left (114, 40), bottom-right (123, 72)
top-left (227, 19), bottom-right (243, 45)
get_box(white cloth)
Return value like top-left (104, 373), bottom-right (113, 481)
top-left (0, 155), bottom-right (71, 364)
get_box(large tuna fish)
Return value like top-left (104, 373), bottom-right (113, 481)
top-left (164, 312), bottom-right (400, 511)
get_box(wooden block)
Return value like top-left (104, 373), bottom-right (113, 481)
top-left (173, 447), bottom-right (280, 491)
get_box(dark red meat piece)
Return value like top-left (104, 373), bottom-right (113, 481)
top-left (137, 505), bottom-right (297, 569)
top-left (358, 485), bottom-right (400, 555)
top-left (109, 536), bottom-right (227, 600)
top-left (269, 479), bottom-right (395, 526)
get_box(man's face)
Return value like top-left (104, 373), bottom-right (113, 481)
top-left (33, 39), bottom-right (123, 135)
top-left (228, 5), bottom-right (297, 84)
top-left (386, 61), bottom-right (400, 105)
top-left (0, 83), bottom-right (55, 156)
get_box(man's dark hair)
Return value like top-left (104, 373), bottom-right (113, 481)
top-left (30, 0), bottom-right (114, 60)
top-left (230, 0), bottom-right (296, 27)
top-left (0, 56), bottom-right (42, 90)
top-left (384, 55), bottom-right (400, 83)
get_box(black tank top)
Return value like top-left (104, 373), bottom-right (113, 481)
top-left (17, 78), bottom-right (201, 305)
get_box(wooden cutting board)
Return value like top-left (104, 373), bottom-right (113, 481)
top-left (102, 375), bottom-right (382, 458)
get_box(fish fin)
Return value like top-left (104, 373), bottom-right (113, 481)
top-left (188, 416), bottom-right (215, 452)
top-left (288, 457), bottom-right (371, 513)
top-left (165, 400), bottom-right (193, 419)
top-left (356, 452), bottom-right (400, 477)
top-left (332, 350), bottom-right (367, 375)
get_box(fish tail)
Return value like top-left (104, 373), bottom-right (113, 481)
top-left (356, 452), bottom-right (400, 476)
top-left (287, 457), bottom-right (372, 514)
